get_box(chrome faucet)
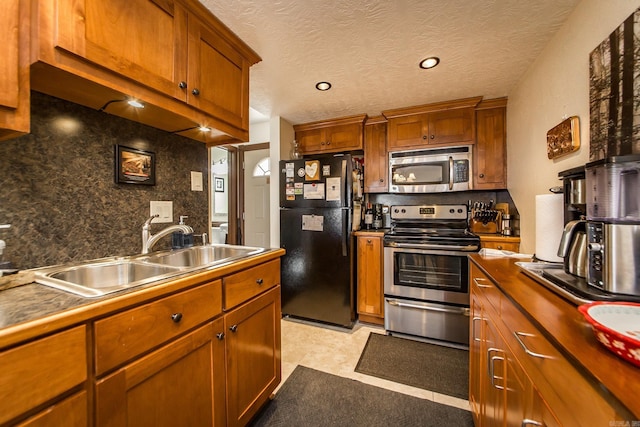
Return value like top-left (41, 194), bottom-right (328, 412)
top-left (141, 215), bottom-right (194, 254)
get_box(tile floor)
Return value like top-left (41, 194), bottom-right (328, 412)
top-left (278, 318), bottom-right (471, 412)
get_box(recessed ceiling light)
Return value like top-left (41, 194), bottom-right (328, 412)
top-left (419, 57), bottom-right (440, 69)
top-left (198, 126), bottom-right (211, 132)
top-left (127, 99), bottom-right (145, 108)
top-left (315, 81), bottom-right (332, 91)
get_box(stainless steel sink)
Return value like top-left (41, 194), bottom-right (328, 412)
top-left (138, 245), bottom-right (265, 268)
top-left (34, 259), bottom-right (183, 298)
top-left (33, 244), bottom-right (267, 297)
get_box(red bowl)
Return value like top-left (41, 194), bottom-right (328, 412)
top-left (578, 301), bottom-right (640, 368)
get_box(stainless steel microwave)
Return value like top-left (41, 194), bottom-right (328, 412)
top-left (388, 145), bottom-right (472, 193)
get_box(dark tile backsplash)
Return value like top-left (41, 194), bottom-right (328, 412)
top-left (0, 92), bottom-right (209, 269)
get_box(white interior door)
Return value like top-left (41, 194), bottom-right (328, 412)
top-left (243, 149), bottom-right (270, 247)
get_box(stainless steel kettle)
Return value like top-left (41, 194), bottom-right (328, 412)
top-left (557, 220), bottom-right (588, 278)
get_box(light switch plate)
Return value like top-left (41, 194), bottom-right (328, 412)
top-left (150, 201), bottom-right (173, 223)
top-left (191, 171), bottom-right (203, 191)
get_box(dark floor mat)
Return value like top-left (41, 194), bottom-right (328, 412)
top-left (249, 365), bottom-right (473, 427)
top-left (355, 332), bottom-right (469, 399)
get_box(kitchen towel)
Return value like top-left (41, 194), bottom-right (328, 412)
top-left (535, 193), bottom-right (564, 262)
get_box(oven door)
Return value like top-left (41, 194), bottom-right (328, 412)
top-left (383, 246), bottom-right (469, 305)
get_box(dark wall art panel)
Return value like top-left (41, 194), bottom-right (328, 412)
top-left (590, 7), bottom-right (640, 160)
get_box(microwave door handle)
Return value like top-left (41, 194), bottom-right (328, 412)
top-left (449, 156), bottom-right (454, 190)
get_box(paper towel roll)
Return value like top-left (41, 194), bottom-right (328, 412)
top-left (535, 193), bottom-right (564, 262)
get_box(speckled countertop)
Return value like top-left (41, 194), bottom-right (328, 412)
top-left (0, 248), bottom-right (285, 349)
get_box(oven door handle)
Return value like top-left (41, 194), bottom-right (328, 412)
top-left (385, 242), bottom-right (479, 252)
top-left (386, 299), bottom-right (470, 316)
top-left (449, 156), bottom-right (454, 190)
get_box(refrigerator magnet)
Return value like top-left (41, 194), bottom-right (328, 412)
top-left (305, 160), bottom-right (320, 180)
top-left (303, 183), bottom-right (325, 199)
top-left (302, 214), bottom-right (324, 231)
top-left (322, 164), bottom-right (331, 176)
top-left (326, 177), bottom-right (341, 201)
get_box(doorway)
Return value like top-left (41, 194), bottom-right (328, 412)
top-left (240, 143), bottom-right (270, 247)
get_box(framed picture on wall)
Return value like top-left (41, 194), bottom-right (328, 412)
top-left (115, 145), bottom-right (156, 185)
top-left (214, 177), bottom-right (225, 192)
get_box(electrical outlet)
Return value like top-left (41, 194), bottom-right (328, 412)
top-left (150, 201), bottom-right (173, 223)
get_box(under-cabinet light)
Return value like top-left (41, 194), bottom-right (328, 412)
top-left (419, 57), bottom-right (440, 69)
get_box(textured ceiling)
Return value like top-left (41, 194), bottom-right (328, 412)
top-left (200, 0), bottom-right (580, 126)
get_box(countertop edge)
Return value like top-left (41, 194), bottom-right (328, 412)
top-left (0, 249), bottom-right (285, 349)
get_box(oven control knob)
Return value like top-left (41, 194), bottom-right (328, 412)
top-left (401, 208), bottom-right (406, 213)
top-left (394, 208), bottom-right (400, 213)
top-left (458, 208), bottom-right (463, 213)
top-left (449, 208), bottom-right (454, 213)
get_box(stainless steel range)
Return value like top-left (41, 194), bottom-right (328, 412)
top-left (383, 204), bottom-right (480, 347)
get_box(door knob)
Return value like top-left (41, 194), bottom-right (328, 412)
top-left (171, 313), bottom-right (183, 323)
top-left (178, 81), bottom-right (187, 89)
top-left (192, 88), bottom-right (200, 96)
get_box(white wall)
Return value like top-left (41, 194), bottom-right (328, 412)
top-left (269, 116), bottom-right (295, 248)
top-left (507, 0), bottom-right (640, 254)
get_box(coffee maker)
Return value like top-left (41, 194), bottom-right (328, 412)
top-left (556, 166), bottom-right (588, 278)
top-left (584, 155), bottom-right (640, 296)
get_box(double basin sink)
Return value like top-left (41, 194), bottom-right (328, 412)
top-left (33, 244), bottom-right (266, 298)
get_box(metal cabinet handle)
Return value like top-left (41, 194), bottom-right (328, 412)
top-left (216, 332), bottom-right (225, 340)
top-left (422, 135), bottom-right (427, 140)
top-left (514, 331), bottom-right (553, 359)
top-left (256, 278), bottom-right (264, 285)
top-left (379, 178), bottom-right (384, 182)
top-left (387, 299), bottom-right (470, 316)
top-left (479, 173), bottom-right (485, 178)
top-left (367, 239), bottom-right (372, 244)
top-left (473, 277), bottom-right (492, 288)
top-left (178, 81), bottom-right (187, 89)
top-left (171, 313), bottom-right (183, 323)
top-left (487, 347), bottom-right (505, 390)
top-left (522, 420), bottom-right (543, 427)
top-left (471, 316), bottom-right (482, 342)
top-left (229, 324), bottom-right (238, 332)
top-left (191, 88), bottom-right (200, 96)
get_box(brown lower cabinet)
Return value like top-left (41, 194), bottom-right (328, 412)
top-left (470, 262), bottom-right (624, 427)
top-left (355, 232), bottom-right (384, 325)
top-left (0, 254), bottom-right (283, 427)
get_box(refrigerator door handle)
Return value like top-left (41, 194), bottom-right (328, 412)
top-left (341, 158), bottom-right (347, 206)
top-left (342, 209), bottom-right (348, 256)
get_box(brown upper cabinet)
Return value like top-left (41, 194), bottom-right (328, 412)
top-left (0, 0), bottom-right (30, 142)
top-left (363, 116), bottom-right (388, 193)
top-left (25, 0), bottom-right (260, 145)
top-left (294, 114), bottom-right (367, 155)
top-left (475, 98), bottom-right (507, 189)
top-left (383, 97), bottom-right (481, 151)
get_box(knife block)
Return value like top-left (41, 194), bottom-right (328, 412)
top-left (470, 211), bottom-right (501, 234)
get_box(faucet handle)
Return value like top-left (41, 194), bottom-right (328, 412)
top-left (179, 215), bottom-right (189, 225)
top-left (143, 214), bottom-right (159, 227)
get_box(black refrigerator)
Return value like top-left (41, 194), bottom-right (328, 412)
top-left (279, 154), bottom-right (355, 328)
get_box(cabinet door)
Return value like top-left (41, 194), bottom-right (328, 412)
top-left (0, 0), bottom-right (29, 141)
top-left (95, 320), bottom-right (226, 427)
top-left (364, 121), bottom-right (388, 192)
top-left (225, 286), bottom-right (281, 427)
top-left (17, 391), bottom-right (87, 427)
top-left (188, 14), bottom-right (249, 131)
top-left (387, 114), bottom-right (429, 150)
top-left (356, 235), bottom-right (384, 322)
top-left (427, 108), bottom-right (475, 145)
top-left (325, 122), bottom-right (363, 151)
top-left (484, 317), bottom-right (506, 427)
top-left (469, 291), bottom-right (484, 424)
top-left (296, 128), bottom-right (325, 154)
top-left (52, 0), bottom-right (188, 101)
top-left (475, 107), bottom-right (507, 189)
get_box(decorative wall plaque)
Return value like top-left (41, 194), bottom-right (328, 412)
top-left (546, 116), bottom-right (580, 159)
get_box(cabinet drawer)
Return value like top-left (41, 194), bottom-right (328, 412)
top-left (499, 300), bottom-right (621, 426)
top-left (224, 260), bottom-right (280, 309)
top-left (95, 280), bottom-right (222, 375)
top-left (480, 240), bottom-right (520, 252)
top-left (0, 326), bottom-right (87, 425)
top-left (470, 264), bottom-right (501, 314)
